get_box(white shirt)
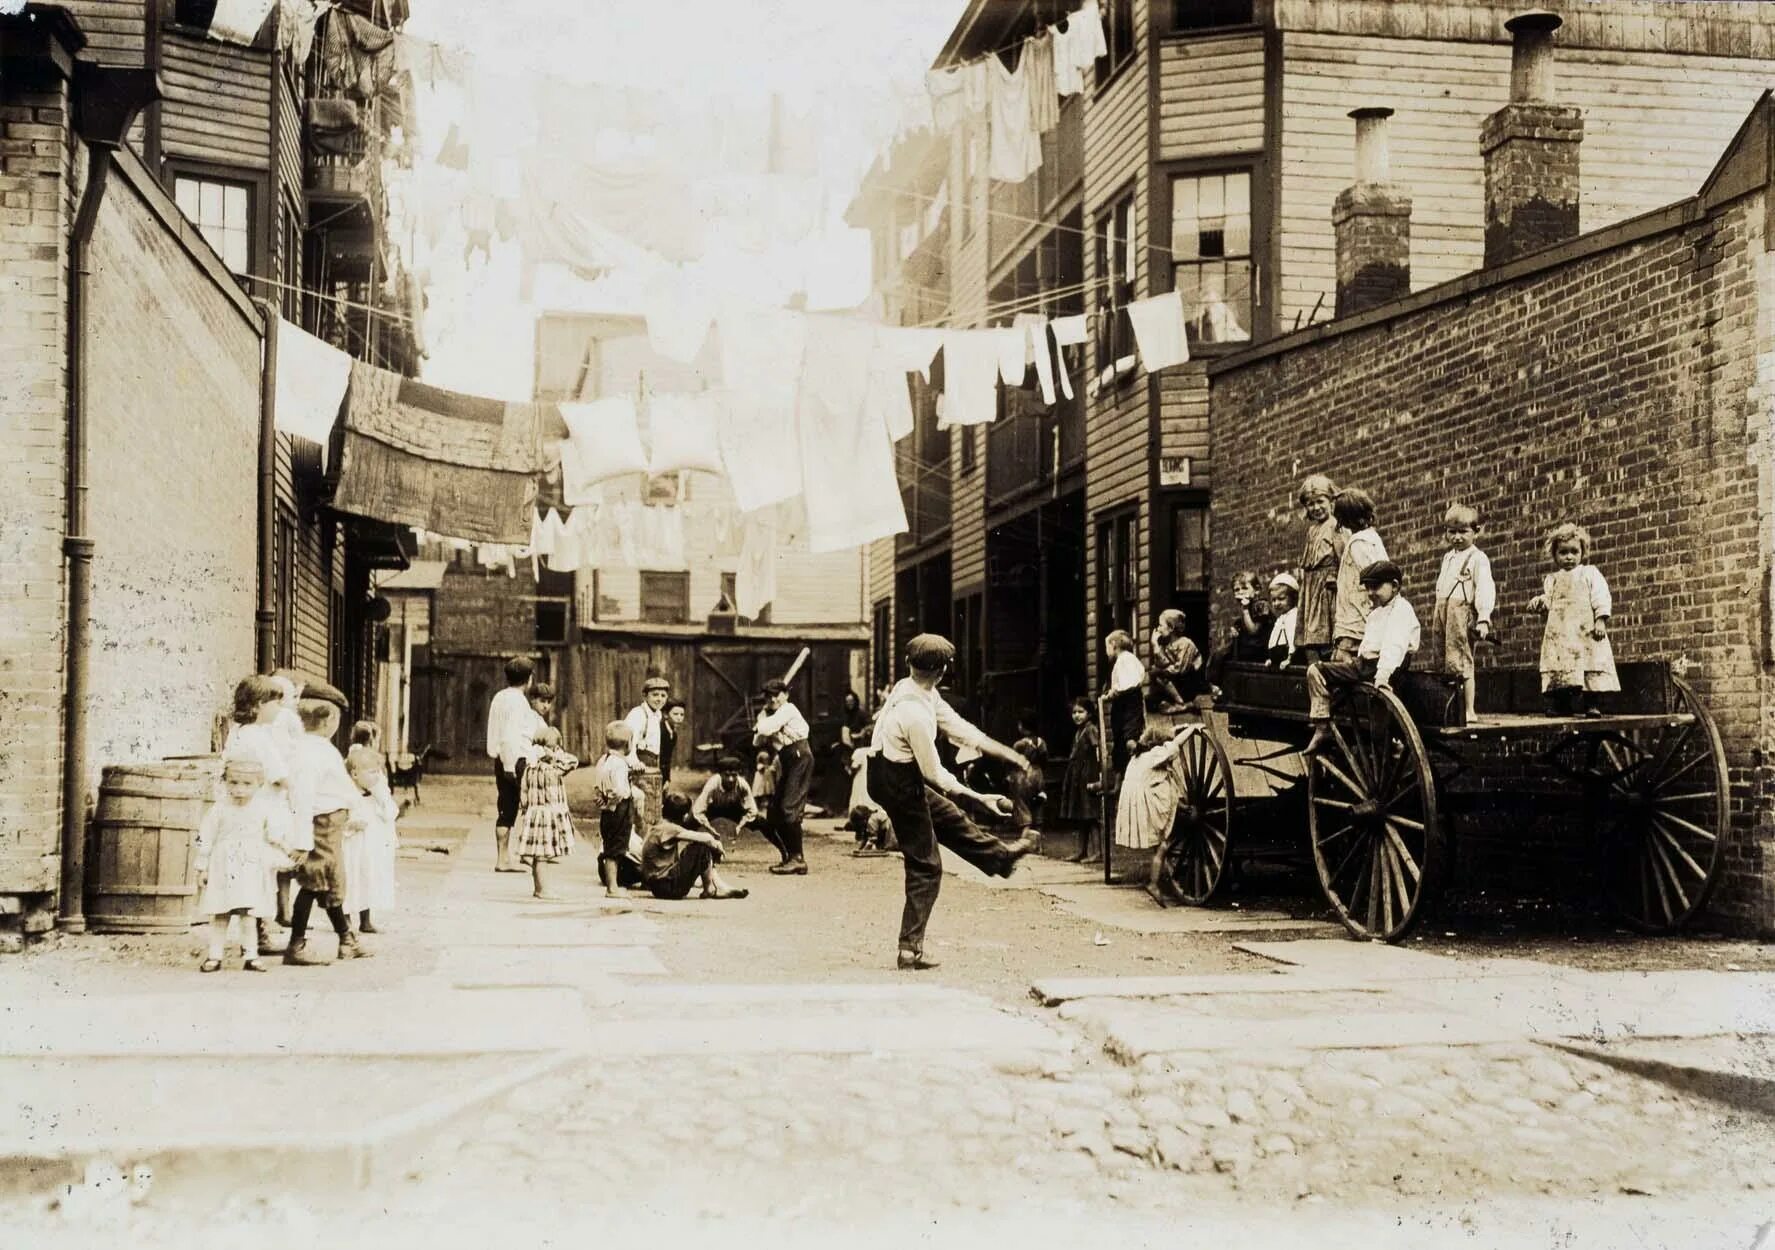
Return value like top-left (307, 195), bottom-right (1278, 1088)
top-left (869, 678), bottom-right (990, 797)
top-left (754, 701), bottom-right (810, 748)
top-left (495, 706), bottom-right (543, 773)
top-left (1335, 528), bottom-right (1389, 642)
top-left (1269, 608), bottom-right (1298, 660)
top-left (1358, 596), bottom-right (1421, 687)
top-left (486, 686), bottom-right (532, 761)
top-left (624, 702), bottom-right (663, 756)
top-left (693, 774), bottom-right (759, 824)
top-left (1436, 547), bottom-right (1496, 622)
top-left (1109, 650), bottom-right (1145, 694)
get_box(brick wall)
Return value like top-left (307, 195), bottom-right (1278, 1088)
top-left (432, 559), bottom-right (538, 653)
top-left (1209, 184), bottom-right (1775, 934)
top-left (82, 159), bottom-right (259, 778)
top-left (0, 76), bottom-right (73, 898)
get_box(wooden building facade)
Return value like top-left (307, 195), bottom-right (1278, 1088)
top-left (851, 0), bottom-right (1775, 746)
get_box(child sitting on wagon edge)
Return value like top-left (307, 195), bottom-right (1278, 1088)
top-left (1303, 560), bottom-right (1419, 757)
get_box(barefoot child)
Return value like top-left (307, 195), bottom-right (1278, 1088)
top-left (1305, 560), bottom-right (1419, 755)
top-left (345, 722), bottom-right (398, 934)
top-left (1148, 610), bottom-right (1204, 710)
top-left (220, 675), bottom-right (302, 951)
top-left (1432, 504), bottom-right (1496, 724)
top-left (1059, 697), bottom-right (1102, 863)
top-left (285, 699), bottom-right (370, 966)
top-left (1113, 723), bottom-right (1203, 904)
top-left (1295, 474), bottom-right (1343, 663)
top-left (1529, 521), bottom-right (1617, 717)
top-left (692, 756), bottom-right (761, 842)
top-left (589, 721), bottom-right (641, 898)
top-left (512, 723), bottom-right (579, 901)
top-left (643, 794), bottom-right (750, 901)
top-left (193, 759), bottom-right (292, 972)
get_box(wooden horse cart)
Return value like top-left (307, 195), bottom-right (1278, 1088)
top-left (1111, 660), bottom-right (1728, 943)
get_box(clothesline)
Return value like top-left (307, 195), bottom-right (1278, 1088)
top-left (241, 272), bottom-right (416, 325)
top-left (905, 275), bottom-right (1114, 330)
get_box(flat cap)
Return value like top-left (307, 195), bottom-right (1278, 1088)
top-left (906, 633), bottom-right (956, 670)
top-left (1358, 559), bottom-right (1404, 587)
top-left (642, 676), bottom-right (671, 692)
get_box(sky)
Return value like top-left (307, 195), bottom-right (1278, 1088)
top-left (401, 0), bottom-right (968, 400)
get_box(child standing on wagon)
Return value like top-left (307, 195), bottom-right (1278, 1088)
top-left (1431, 504), bottom-right (1496, 724)
top-left (1529, 521), bottom-right (1618, 717)
top-left (1331, 488), bottom-right (1388, 662)
top-left (1295, 474), bottom-right (1343, 663)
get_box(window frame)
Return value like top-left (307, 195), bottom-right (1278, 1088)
top-left (1094, 0), bottom-right (1138, 90)
top-left (1157, 155), bottom-right (1269, 350)
top-left (638, 571), bottom-right (691, 625)
top-left (1093, 186), bottom-right (1137, 382)
top-left (169, 163), bottom-right (263, 278)
top-left (1095, 506), bottom-right (1140, 672)
top-left (1170, 0), bottom-right (1257, 34)
top-left (871, 598), bottom-right (892, 693)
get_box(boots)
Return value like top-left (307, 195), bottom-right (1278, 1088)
top-left (337, 930), bottom-right (372, 960)
top-left (283, 939), bottom-right (330, 966)
top-left (256, 918), bottom-right (285, 954)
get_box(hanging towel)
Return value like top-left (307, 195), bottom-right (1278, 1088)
top-left (633, 505), bottom-right (688, 571)
top-left (716, 306), bottom-right (808, 513)
top-left (1050, 312), bottom-right (1088, 399)
top-left (273, 317), bottom-right (351, 463)
top-left (1126, 290), bottom-right (1191, 372)
top-left (926, 61), bottom-right (989, 131)
top-left (876, 325), bottom-right (944, 381)
top-left (996, 324), bottom-right (1031, 387)
top-left (206, 0), bottom-right (278, 44)
top-left (798, 322), bottom-right (908, 553)
top-left (988, 54), bottom-right (1041, 184)
top-left (559, 396), bottom-right (650, 498)
top-left (545, 517), bottom-right (584, 573)
top-left (1015, 312), bottom-right (1057, 404)
top-left (735, 518), bottom-right (778, 620)
top-left (939, 329), bottom-right (1001, 428)
top-left (1025, 31), bottom-right (1059, 134)
top-left (864, 367), bottom-right (916, 443)
top-left (642, 269), bottom-right (715, 365)
top-left (528, 508), bottom-right (555, 558)
top-left (647, 392), bottom-right (724, 476)
top-left (1052, 19), bottom-right (1085, 96)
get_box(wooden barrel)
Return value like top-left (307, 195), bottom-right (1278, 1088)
top-left (87, 757), bottom-right (221, 934)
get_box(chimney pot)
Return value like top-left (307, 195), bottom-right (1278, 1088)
top-left (1505, 10), bottom-right (1563, 102)
top-left (1349, 106), bottom-right (1395, 183)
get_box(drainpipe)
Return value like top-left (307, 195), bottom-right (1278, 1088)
top-left (58, 63), bottom-right (160, 932)
top-left (253, 299), bottom-right (279, 673)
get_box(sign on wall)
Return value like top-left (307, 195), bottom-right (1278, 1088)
top-left (1159, 456), bottom-right (1192, 488)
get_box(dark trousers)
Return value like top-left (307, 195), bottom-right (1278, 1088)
top-left (645, 841), bottom-right (715, 901)
top-left (598, 799), bottom-right (634, 862)
top-left (1107, 688), bottom-right (1145, 778)
top-left (868, 755), bottom-right (1019, 952)
top-left (770, 740), bottom-right (813, 859)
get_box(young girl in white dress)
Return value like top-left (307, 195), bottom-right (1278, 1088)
top-left (194, 758), bottom-right (295, 972)
top-left (1529, 521), bottom-right (1618, 718)
top-left (345, 721), bottom-right (399, 933)
top-left (1114, 723), bottom-right (1202, 905)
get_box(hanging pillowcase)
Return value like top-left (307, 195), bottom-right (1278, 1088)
top-left (559, 395), bottom-right (649, 500)
top-left (646, 392), bottom-right (725, 477)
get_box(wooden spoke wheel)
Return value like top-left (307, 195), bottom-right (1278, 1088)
top-left (1155, 727), bottom-right (1235, 905)
top-left (1308, 684), bottom-right (1443, 942)
top-left (1586, 677), bottom-right (1728, 932)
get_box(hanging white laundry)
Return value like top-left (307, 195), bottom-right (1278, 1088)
top-left (1015, 312), bottom-right (1057, 404)
top-left (1053, 20), bottom-right (1085, 96)
top-left (940, 329), bottom-right (1001, 428)
top-left (926, 60), bottom-right (989, 131)
top-left (864, 367), bottom-right (915, 443)
top-left (560, 396), bottom-right (649, 501)
top-left (798, 321), bottom-right (907, 553)
top-left (1072, 2), bottom-right (1110, 72)
top-left (1025, 31), bottom-right (1060, 134)
top-left (545, 518), bottom-right (584, 573)
top-left (1050, 313), bottom-right (1087, 400)
top-left (633, 505), bottom-right (688, 571)
top-left (988, 54), bottom-right (1042, 184)
top-left (528, 509), bottom-right (555, 558)
top-left (642, 269), bottom-right (715, 365)
top-left (996, 324), bottom-right (1031, 387)
top-left (735, 518), bottom-right (778, 620)
top-left (716, 306), bottom-right (808, 513)
top-left (1126, 290), bottom-right (1191, 372)
top-left (206, 0), bottom-right (278, 44)
top-left (273, 317), bottom-right (351, 465)
top-left (876, 325), bottom-right (944, 382)
top-left (647, 392), bottom-right (724, 476)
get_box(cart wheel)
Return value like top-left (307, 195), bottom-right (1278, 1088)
top-left (1308, 684), bottom-right (1442, 942)
top-left (1588, 677), bottom-right (1728, 932)
top-left (1156, 727), bottom-right (1235, 905)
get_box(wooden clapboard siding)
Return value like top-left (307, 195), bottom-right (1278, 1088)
top-left (771, 548), bottom-right (866, 625)
top-left (1157, 366), bottom-right (1210, 486)
top-left (1083, 0), bottom-right (1152, 658)
top-left (950, 430), bottom-right (987, 596)
top-left (1273, 0), bottom-right (1775, 57)
top-left (161, 31), bottom-right (273, 171)
top-left (945, 112), bottom-right (991, 598)
top-left (1276, 31), bottom-right (1775, 331)
top-left (63, 0), bottom-right (146, 64)
top-left (1157, 32), bottom-right (1266, 160)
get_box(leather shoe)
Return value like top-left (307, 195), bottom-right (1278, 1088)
top-left (996, 837), bottom-right (1035, 876)
top-left (768, 858), bottom-right (808, 876)
top-left (282, 941), bottom-right (330, 967)
top-left (897, 949), bottom-right (941, 971)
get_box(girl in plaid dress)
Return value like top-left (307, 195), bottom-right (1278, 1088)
top-left (513, 726), bottom-right (579, 901)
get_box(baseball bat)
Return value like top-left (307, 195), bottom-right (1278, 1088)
top-left (779, 646), bottom-right (811, 688)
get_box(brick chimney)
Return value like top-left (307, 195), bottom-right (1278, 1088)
top-left (1480, 11), bottom-right (1583, 267)
top-left (1332, 107), bottom-right (1412, 318)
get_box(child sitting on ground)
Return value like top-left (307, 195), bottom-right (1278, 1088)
top-left (641, 794), bottom-right (750, 901)
top-left (589, 721), bottom-right (640, 899)
top-left (1432, 503), bottom-right (1497, 724)
top-left (1529, 521), bottom-right (1618, 718)
top-left (193, 758), bottom-right (292, 973)
top-left (1267, 574), bottom-right (1300, 667)
top-left (1113, 722), bottom-right (1203, 905)
top-left (1304, 560), bottom-right (1419, 756)
top-left (512, 723), bottom-right (579, 901)
top-left (1331, 488), bottom-right (1388, 663)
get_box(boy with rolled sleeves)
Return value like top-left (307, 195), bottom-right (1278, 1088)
top-left (1304, 560), bottom-right (1419, 757)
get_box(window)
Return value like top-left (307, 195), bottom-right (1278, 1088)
top-left (639, 572), bottom-right (690, 624)
top-left (872, 599), bottom-right (892, 692)
top-left (1094, 190), bottom-right (1136, 374)
top-left (1173, 0), bottom-right (1254, 30)
top-left (961, 426), bottom-right (978, 476)
top-left (1096, 510), bottom-right (1139, 649)
top-left (953, 593), bottom-right (984, 706)
top-left (280, 201), bottom-right (303, 323)
top-left (1171, 502), bottom-right (1211, 596)
top-left (719, 571), bottom-right (772, 624)
top-left (536, 567), bottom-right (574, 643)
top-left (1097, 0), bottom-right (1137, 84)
top-left (1172, 170), bottom-right (1252, 345)
top-left (174, 175), bottom-right (252, 274)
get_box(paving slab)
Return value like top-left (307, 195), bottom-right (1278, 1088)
top-left (0, 987), bottom-right (588, 1058)
top-left (1040, 885), bottom-right (1337, 935)
top-left (578, 1005), bottom-right (1071, 1058)
top-left (1234, 938), bottom-right (1575, 979)
top-left (432, 947), bottom-right (637, 995)
top-left (1029, 971), bottom-right (1390, 1006)
top-left (1090, 1005), bottom-right (1527, 1060)
top-left (1401, 969), bottom-right (1775, 1041)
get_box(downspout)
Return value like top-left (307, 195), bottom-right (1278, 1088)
top-left (56, 144), bottom-right (110, 932)
top-left (253, 299), bottom-right (279, 673)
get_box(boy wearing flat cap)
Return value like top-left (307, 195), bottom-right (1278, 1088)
top-left (624, 675), bottom-right (671, 832)
top-left (869, 633), bottom-right (1036, 970)
top-left (1304, 560), bottom-right (1419, 756)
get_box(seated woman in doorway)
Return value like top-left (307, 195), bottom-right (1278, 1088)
top-left (644, 794), bottom-right (749, 901)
